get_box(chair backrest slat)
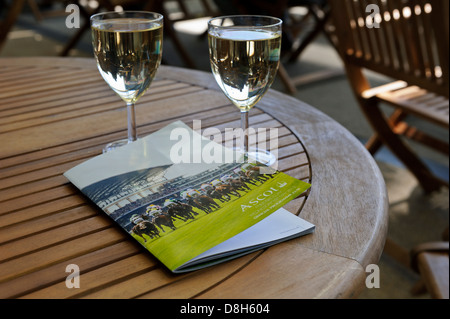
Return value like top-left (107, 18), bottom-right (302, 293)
top-left (386, 0), bottom-right (409, 73)
top-left (371, 0), bottom-right (386, 64)
top-left (431, 0), bottom-right (449, 88)
top-left (331, 0), bottom-right (449, 98)
top-left (421, 1), bottom-right (438, 81)
top-left (376, 0), bottom-right (395, 68)
top-left (408, 0), bottom-right (426, 77)
top-left (357, 0), bottom-right (375, 60)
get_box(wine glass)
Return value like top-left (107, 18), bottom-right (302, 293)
top-left (208, 15), bottom-right (282, 165)
top-left (90, 11), bottom-right (163, 153)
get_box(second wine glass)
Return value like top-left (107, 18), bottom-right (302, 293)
top-left (91, 11), bottom-right (163, 153)
top-left (208, 15), bottom-right (282, 165)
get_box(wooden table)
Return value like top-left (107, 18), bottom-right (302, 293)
top-left (0, 57), bottom-right (388, 299)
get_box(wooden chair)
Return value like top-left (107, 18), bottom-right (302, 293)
top-left (330, 0), bottom-right (449, 194)
top-left (0, 0), bottom-right (26, 52)
top-left (410, 241), bottom-right (449, 299)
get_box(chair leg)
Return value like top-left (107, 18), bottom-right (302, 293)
top-left (59, 2), bottom-right (96, 56)
top-left (27, 0), bottom-right (44, 21)
top-left (366, 109), bottom-right (408, 155)
top-left (60, 19), bottom-right (90, 56)
top-left (361, 98), bottom-right (444, 194)
top-left (277, 63), bottom-right (297, 94)
top-left (365, 134), bottom-right (383, 155)
top-left (383, 237), bottom-right (410, 268)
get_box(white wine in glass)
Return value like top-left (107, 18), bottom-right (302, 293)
top-left (91, 11), bottom-right (163, 153)
top-left (208, 15), bottom-right (282, 164)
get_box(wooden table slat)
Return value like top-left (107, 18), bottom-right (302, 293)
top-left (0, 241), bottom-right (141, 299)
top-left (20, 253), bottom-right (159, 299)
top-left (1, 185), bottom-right (77, 215)
top-left (0, 204), bottom-right (98, 244)
top-left (0, 66), bottom-right (84, 85)
top-left (0, 78), bottom-right (173, 112)
top-left (0, 228), bottom-right (125, 283)
top-left (0, 105), bottom-right (262, 170)
top-left (0, 196), bottom-right (86, 228)
top-left (0, 69), bottom-right (101, 99)
top-left (0, 216), bottom-right (112, 262)
top-left (0, 84), bottom-right (201, 134)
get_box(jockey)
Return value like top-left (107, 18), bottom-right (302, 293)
top-left (200, 183), bottom-right (213, 193)
top-left (180, 190), bottom-right (189, 200)
top-left (210, 179), bottom-right (222, 187)
top-left (187, 189), bottom-right (201, 198)
top-left (146, 204), bottom-right (161, 213)
top-left (163, 199), bottom-right (177, 208)
top-left (200, 183), bottom-right (215, 197)
top-left (144, 204), bottom-right (163, 220)
top-left (220, 175), bottom-right (233, 184)
top-left (130, 214), bottom-right (144, 225)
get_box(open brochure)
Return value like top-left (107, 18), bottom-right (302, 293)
top-left (64, 121), bottom-right (314, 273)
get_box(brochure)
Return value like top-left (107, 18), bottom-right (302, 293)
top-left (64, 121), bottom-right (314, 273)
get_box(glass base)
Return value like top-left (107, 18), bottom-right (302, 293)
top-left (103, 139), bottom-right (132, 153)
top-left (234, 147), bottom-right (277, 166)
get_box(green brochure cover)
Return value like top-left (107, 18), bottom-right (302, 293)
top-left (64, 121), bottom-right (314, 273)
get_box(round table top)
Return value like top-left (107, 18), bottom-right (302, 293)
top-left (0, 57), bottom-right (388, 299)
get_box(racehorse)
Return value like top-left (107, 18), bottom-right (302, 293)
top-left (143, 213), bottom-right (176, 232)
top-left (167, 202), bottom-right (197, 222)
top-left (237, 171), bottom-right (258, 186)
top-left (215, 183), bottom-right (241, 199)
top-left (204, 188), bottom-right (231, 202)
top-left (188, 195), bottom-right (220, 213)
top-left (228, 177), bottom-right (251, 192)
top-left (243, 165), bottom-right (278, 184)
top-left (131, 220), bottom-right (160, 242)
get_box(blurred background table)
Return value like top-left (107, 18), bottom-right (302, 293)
top-left (0, 57), bottom-right (388, 299)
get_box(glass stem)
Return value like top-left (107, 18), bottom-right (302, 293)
top-left (127, 102), bottom-right (137, 142)
top-left (241, 110), bottom-right (249, 160)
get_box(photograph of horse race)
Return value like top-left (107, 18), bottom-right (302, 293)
top-left (124, 162), bottom-right (278, 243)
top-left (81, 160), bottom-right (307, 271)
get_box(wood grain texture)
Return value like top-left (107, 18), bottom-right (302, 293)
top-left (0, 57), bottom-right (388, 299)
